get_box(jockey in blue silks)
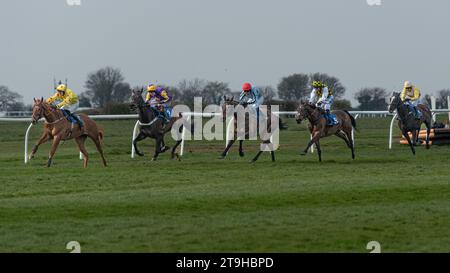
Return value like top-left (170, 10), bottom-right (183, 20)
top-left (239, 82), bottom-right (264, 121)
top-left (309, 80), bottom-right (338, 126)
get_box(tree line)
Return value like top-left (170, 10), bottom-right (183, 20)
top-left (2, 66), bottom-right (450, 113)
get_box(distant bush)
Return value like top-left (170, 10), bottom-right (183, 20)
top-left (267, 99), bottom-right (299, 111)
top-left (333, 99), bottom-right (353, 110)
top-left (76, 108), bottom-right (101, 115)
top-left (101, 102), bottom-right (133, 115)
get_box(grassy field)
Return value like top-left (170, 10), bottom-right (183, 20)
top-left (1, 116), bottom-right (450, 253)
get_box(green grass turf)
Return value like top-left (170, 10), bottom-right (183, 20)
top-left (0, 117), bottom-right (450, 252)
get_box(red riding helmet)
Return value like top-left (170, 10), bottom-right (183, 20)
top-left (242, 82), bottom-right (252, 92)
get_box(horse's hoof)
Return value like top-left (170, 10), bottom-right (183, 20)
top-left (160, 146), bottom-right (170, 153)
top-left (171, 153), bottom-right (180, 160)
top-left (219, 155), bottom-right (226, 160)
top-left (300, 152), bottom-right (307, 156)
top-left (151, 158), bottom-right (157, 161)
top-left (250, 159), bottom-right (257, 163)
top-left (239, 152), bottom-right (245, 157)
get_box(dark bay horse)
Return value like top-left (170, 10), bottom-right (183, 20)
top-left (388, 92), bottom-right (432, 155)
top-left (130, 88), bottom-right (183, 160)
top-left (29, 98), bottom-right (107, 168)
top-left (220, 96), bottom-right (277, 162)
top-left (295, 102), bottom-right (356, 162)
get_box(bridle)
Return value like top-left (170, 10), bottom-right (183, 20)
top-left (298, 104), bottom-right (321, 125)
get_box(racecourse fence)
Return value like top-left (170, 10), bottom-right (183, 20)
top-left (2, 110), bottom-right (450, 164)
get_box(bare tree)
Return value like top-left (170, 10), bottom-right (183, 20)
top-left (202, 81), bottom-right (231, 105)
top-left (84, 67), bottom-right (128, 107)
top-left (0, 86), bottom-right (23, 111)
top-left (354, 87), bottom-right (388, 110)
top-left (310, 72), bottom-right (346, 99)
top-left (258, 86), bottom-right (277, 101)
top-left (112, 82), bottom-right (131, 103)
top-left (436, 89), bottom-right (450, 109)
top-left (277, 73), bottom-right (310, 101)
top-left (178, 78), bottom-right (206, 106)
top-left (78, 92), bottom-right (92, 108)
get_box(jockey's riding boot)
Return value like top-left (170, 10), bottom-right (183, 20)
top-left (71, 114), bottom-right (86, 134)
top-left (326, 110), bottom-right (338, 126)
top-left (325, 110), bottom-right (332, 125)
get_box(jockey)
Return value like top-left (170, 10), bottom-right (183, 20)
top-left (400, 81), bottom-right (422, 119)
top-left (239, 82), bottom-right (264, 120)
top-left (309, 80), bottom-right (338, 125)
top-left (145, 83), bottom-right (173, 123)
top-left (47, 83), bottom-right (84, 129)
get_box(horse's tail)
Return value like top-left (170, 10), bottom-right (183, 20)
top-left (343, 110), bottom-right (358, 131)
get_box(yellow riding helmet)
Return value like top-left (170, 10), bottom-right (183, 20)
top-left (56, 84), bottom-right (67, 92)
top-left (147, 84), bottom-right (157, 92)
top-left (404, 81), bottom-right (412, 89)
top-left (312, 81), bottom-right (323, 88)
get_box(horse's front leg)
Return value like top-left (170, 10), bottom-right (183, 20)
top-left (315, 140), bottom-right (322, 162)
top-left (412, 129), bottom-right (419, 146)
top-left (301, 131), bottom-right (320, 156)
top-left (30, 132), bottom-right (51, 160)
top-left (402, 129), bottom-right (416, 155)
top-left (47, 135), bottom-right (62, 167)
top-left (133, 131), bottom-right (147, 157)
top-left (220, 139), bottom-right (235, 159)
top-left (239, 140), bottom-right (245, 157)
top-left (425, 121), bottom-right (431, 149)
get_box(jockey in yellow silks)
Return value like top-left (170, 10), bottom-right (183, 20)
top-left (400, 81), bottom-right (422, 119)
top-left (47, 83), bottom-right (84, 128)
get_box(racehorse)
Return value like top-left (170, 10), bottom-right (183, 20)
top-left (295, 102), bottom-right (356, 162)
top-left (220, 95), bottom-right (277, 162)
top-left (29, 98), bottom-right (107, 168)
top-left (388, 92), bottom-right (432, 155)
top-left (130, 88), bottom-right (183, 160)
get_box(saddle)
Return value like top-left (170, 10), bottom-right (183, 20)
top-left (61, 109), bottom-right (84, 127)
top-left (317, 108), bottom-right (339, 126)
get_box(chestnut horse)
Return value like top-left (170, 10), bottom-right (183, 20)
top-left (29, 98), bottom-right (107, 168)
top-left (295, 102), bottom-right (356, 162)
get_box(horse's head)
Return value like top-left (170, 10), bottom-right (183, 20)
top-left (221, 95), bottom-right (239, 121)
top-left (388, 92), bottom-right (401, 113)
top-left (31, 97), bottom-right (46, 125)
top-left (295, 101), bottom-right (315, 124)
top-left (130, 87), bottom-right (145, 111)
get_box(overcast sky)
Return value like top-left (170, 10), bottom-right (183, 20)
top-left (1, 0), bottom-right (450, 105)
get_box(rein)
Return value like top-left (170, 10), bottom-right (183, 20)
top-left (138, 117), bottom-right (159, 127)
top-left (133, 96), bottom-right (160, 127)
top-left (304, 106), bottom-right (322, 125)
top-left (44, 116), bottom-right (66, 125)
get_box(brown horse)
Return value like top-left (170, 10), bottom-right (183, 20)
top-left (29, 98), bottom-right (107, 168)
top-left (221, 96), bottom-right (277, 162)
top-left (295, 102), bottom-right (356, 162)
top-left (388, 92), bottom-right (432, 155)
